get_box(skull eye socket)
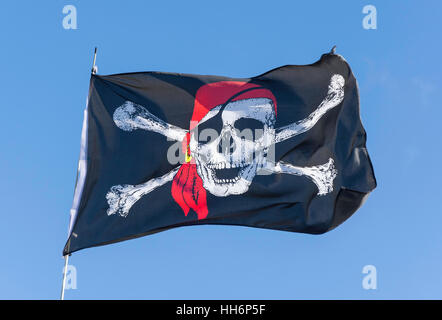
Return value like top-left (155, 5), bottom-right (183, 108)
top-left (196, 127), bottom-right (218, 145)
top-left (234, 118), bottom-right (265, 141)
top-left (195, 112), bottom-right (223, 145)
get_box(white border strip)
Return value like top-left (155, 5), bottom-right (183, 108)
top-left (68, 101), bottom-right (89, 237)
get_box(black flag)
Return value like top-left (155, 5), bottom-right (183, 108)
top-left (63, 52), bottom-right (376, 255)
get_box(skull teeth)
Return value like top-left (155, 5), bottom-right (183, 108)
top-left (207, 162), bottom-right (248, 169)
top-left (214, 176), bottom-right (241, 184)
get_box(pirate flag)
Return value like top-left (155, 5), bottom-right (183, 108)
top-left (63, 52), bottom-right (376, 255)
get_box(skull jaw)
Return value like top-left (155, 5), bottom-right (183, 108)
top-left (195, 158), bottom-right (262, 197)
top-left (203, 176), bottom-right (252, 197)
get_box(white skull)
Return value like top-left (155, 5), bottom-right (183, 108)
top-left (189, 98), bottom-right (276, 197)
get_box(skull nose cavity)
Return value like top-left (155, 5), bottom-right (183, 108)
top-left (218, 131), bottom-right (236, 155)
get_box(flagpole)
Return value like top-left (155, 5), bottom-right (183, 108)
top-left (60, 254), bottom-right (69, 300)
top-left (61, 47), bottom-right (98, 301)
top-left (92, 47), bottom-right (98, 74)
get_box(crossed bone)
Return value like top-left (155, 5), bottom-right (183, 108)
top-left (106, 74), bottom-right (345, 217)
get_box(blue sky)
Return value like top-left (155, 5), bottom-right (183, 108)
top-left (0, 0), bottom-right (441, 299)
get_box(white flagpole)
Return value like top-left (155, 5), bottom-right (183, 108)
top-left (60, 47), bottom-right (98, 301)
top-left (92, 47), bottom-right (98, 74)
top-left (60, 254), bottom-right (70, 300)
